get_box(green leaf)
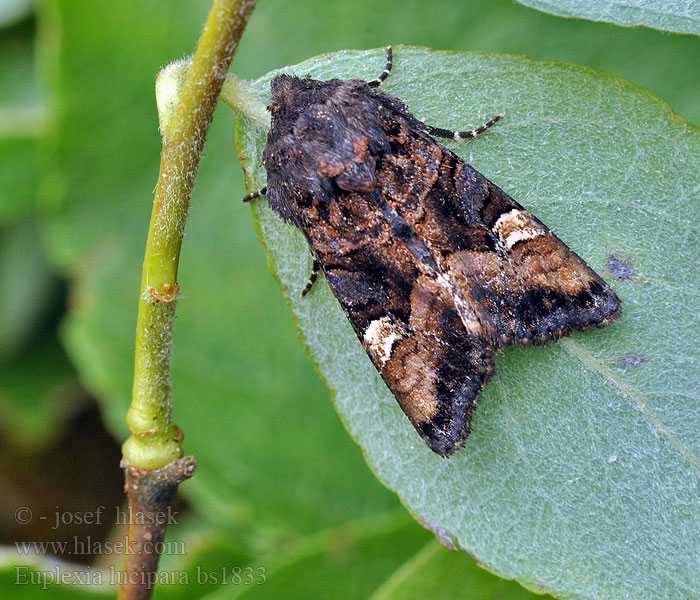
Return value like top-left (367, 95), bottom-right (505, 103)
top-left (0, 17), bottom-right (44, 224)
top-left (29, 1), bottom-right (700, 597)
top-left (515, 0), bottom-right (700, 36)
top-left (371, 540), bottom-right (544, 600)
top-left (0, 332), bottom-right (79, 450)
top-left (0, 220), bottom-right (59, 357)
top-left (235, 47), bottom-right (700, 600)
top-left (0, 0), bottom-right (33, 28)
top-left (225, 513), bottom-right (432, 600)
top-left (152, 521), bottom-right (254, 600)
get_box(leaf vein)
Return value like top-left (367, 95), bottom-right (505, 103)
top-left (560, 338), bottom-right (700, 472)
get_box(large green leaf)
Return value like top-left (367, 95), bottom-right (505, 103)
top-left (371, 539), bottom-right (544, 600)
top-left (0, 18), bottom-right (76, 452)
top-left (235, 47), bottom-right (700, 600)
top-left (516, 0), bottom-right (700, 36)
top-left (225, 513), bottom-right (432, 600)
top-left (24, 0), bottom-right (700, 597)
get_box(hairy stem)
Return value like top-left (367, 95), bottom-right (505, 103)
top-left (124, 0), bottom-right (256, 468)
top-left (119, 0), bottom-right (257, 598)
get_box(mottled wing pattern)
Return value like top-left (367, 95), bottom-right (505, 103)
top-left (262, 75), bottom-right (620, 455)
top-left (288, 184), bottom-right (495, 455)
top-left (372, 102), bottom-right (621, 346)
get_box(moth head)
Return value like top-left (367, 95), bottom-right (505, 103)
top-left (268, 74), bottom-right (353, 121)
top-left (268, 74), bottom-right (314, 116)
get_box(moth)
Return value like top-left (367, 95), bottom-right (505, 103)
top-left (244, 47), bottom-right (621, 456)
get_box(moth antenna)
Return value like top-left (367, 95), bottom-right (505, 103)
top-left (301, 259), bottom-right (321, 297)
top-left (368, 46), bottom-right (393, 88)
top-left (427, 113), bottom-right (503, 141)
top-left (243, 186), bottom-right (267, 202)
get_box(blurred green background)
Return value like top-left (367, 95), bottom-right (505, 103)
top-left (0, 0), bottom-right (698, 597)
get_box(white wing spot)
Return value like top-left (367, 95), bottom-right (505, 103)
top-left (363, 317), bottom-right (403, 366)
top-left (493, 208), bottom-right (545, 249)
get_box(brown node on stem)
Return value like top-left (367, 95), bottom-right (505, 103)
top-left (148, 282), bottom-right (181, 303)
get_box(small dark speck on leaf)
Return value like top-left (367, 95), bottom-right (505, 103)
top-left (616, 353), bottom-right (646, 368)
top-left (607, 253), bottom-right (635, 281)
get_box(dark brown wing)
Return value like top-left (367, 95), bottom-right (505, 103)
top-left (291, 185), bottom-right (496, 456)
top-left (262, 76), bottom-right (620, 456)
top-left (373, 105), bottom-right (621, 346)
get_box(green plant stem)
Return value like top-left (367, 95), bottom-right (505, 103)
top-left (123, 0), bottom-right (257, 470)
top-left (118, 1), bottom-right (256, 599)
top-left (220, 73), bottom-right (271, 128)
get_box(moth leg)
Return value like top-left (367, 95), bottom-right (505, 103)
top-left (243, 186), bottom-right (267, 202)
top-left (367, 46), bottom-right (393, 88)
top-left (301, 259), bottom-right (321, 297)
top-left (426, 113), bottom-right (503, 141)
